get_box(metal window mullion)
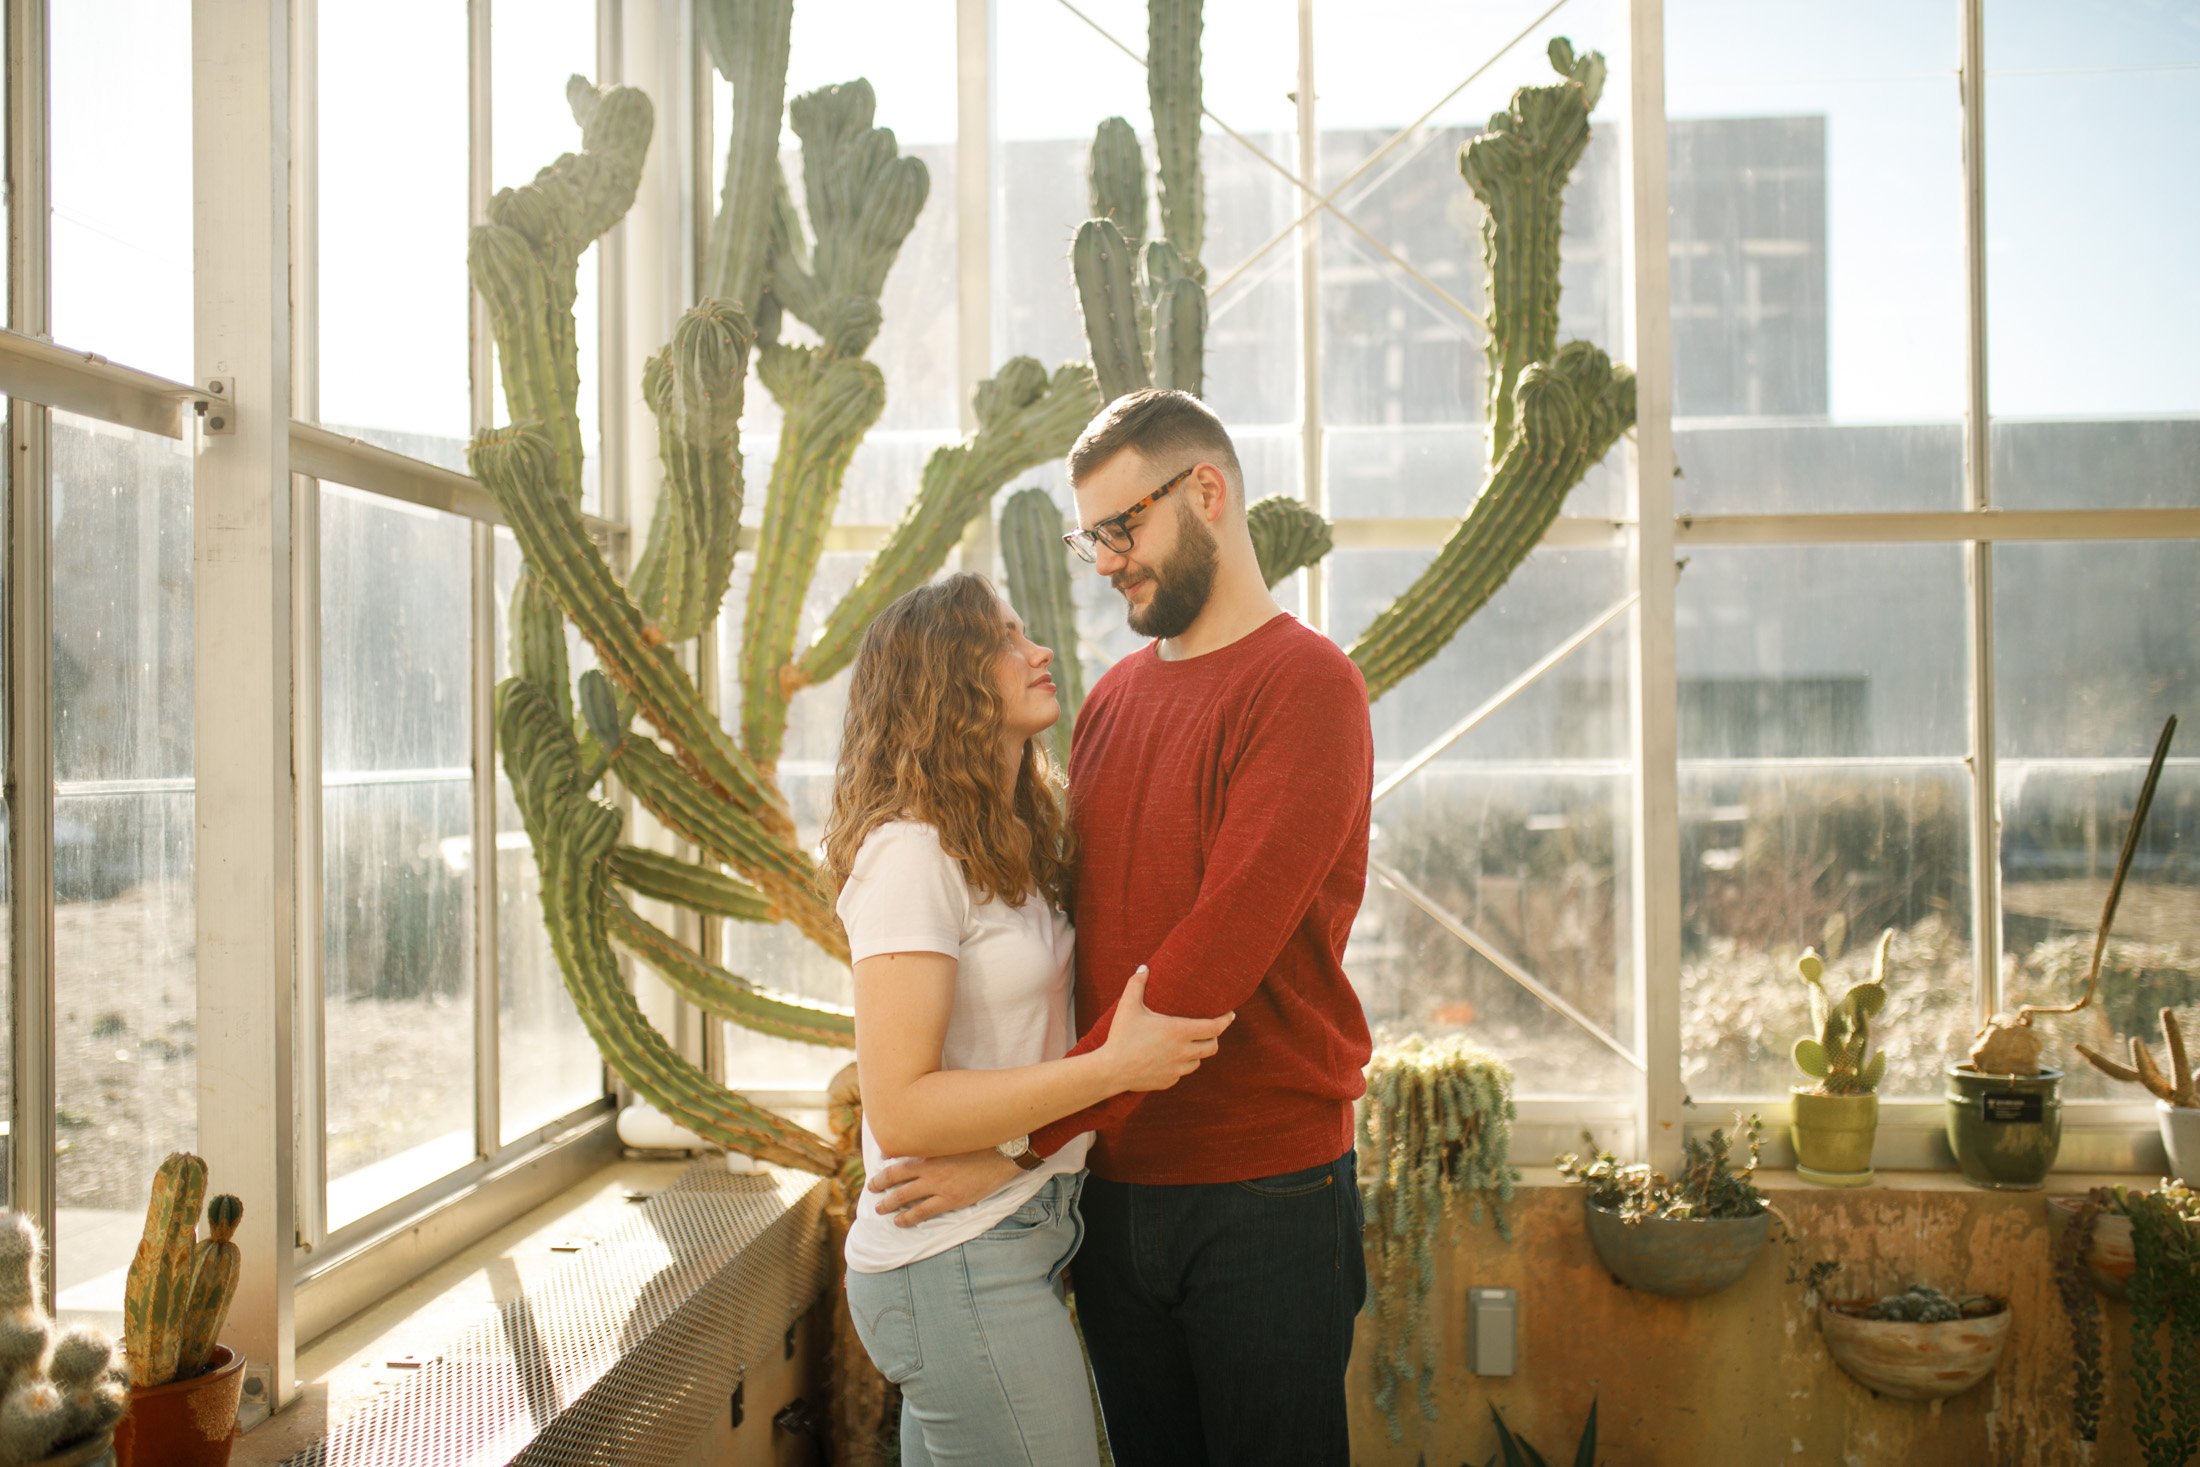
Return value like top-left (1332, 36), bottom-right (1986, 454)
top-left (955, 0), bottom-right (994, 571)
top-left (290, 0), bottom-right (329, 1258)
top-left (193, 0), bottom-right (299, 1405)
top-left (1959, 0), bottom-right (2001, 1025)
top-left (1294, 0), bottom-right (1324, 631)
top-left (5, 0), bottom-right (55, 1294)
top-left (469, 0), bottom-right (502, 1161)
top-left (1624, 0), bottom-right (1684, 1170)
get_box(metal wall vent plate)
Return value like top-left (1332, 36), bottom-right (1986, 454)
top-left (282, 1163), bottom-right (831, 1467)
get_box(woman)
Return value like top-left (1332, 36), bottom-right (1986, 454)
top-left (822, 572), bottom-right (1230, 1465)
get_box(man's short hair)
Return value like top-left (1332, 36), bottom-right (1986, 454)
top-left (1067, 389), bottom-right (1244, 505)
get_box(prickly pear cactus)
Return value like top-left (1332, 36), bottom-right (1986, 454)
top-left (1792, 930), bottom-right (1892, 1096)
top-left (474, 0), bottom-right (1099, 1184)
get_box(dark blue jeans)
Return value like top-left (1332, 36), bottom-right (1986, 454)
top-left (1073, 1149), bottom-right (1366, 1466)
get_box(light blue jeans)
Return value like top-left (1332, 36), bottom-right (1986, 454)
top-left (845, 1172), bottom-right (1100, 1466)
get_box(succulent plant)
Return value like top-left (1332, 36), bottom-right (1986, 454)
top-left (0, 1217), bottom-right (122, 1466)
top-left (123, 1151), bottom-right (206, 1388)
top-left (1862, 1284), bottom-right (1964, 1323)
top-left (174, 1194), bottom-right (244, 1380)
top-left (1793, 929), bottom-right (1893, 1095)
top-left (2079, 1007), bottom-right (2198, 1110)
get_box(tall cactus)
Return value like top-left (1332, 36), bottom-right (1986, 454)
top-left (475, 0), bottom-right (1098, 1181)
top-left (1792, 931), bottom-right (1892, 1096)
top-left (173, 1194), bottom-right (243, 1380)
top-left (122, 1151), bottom-right (205, 1388)
top-left (1000, 487), bottom-right (1087, 760)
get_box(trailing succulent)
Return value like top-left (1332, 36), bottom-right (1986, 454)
top-left (2054, 1180), bottom-right (2200, 1460)
top-left (1359, 1037), bottom-right (1517, 1440)
top-left (1556, 1115), bottom-right (1770, 1223)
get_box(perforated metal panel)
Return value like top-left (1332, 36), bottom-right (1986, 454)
top-left (283, 1163), bottom-right (832, 1467)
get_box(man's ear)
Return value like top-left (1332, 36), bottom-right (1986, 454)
top-left (1194, 463), bottom-right (1231, 522)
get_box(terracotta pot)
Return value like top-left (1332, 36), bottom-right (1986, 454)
top-left (2046, 1194), bottom-right (2136, 1298)
top-left (1580, 1198), bottom-right (1769, 1298)
top-left (1820, 1296), bottom-right (2010, 1400)
top-left (1944, 1065), bottom-right (2062, 1189)
top-left (1791, 1087), bottom-right (1878, 1185)
top-left (114, 1344), bottom-right (245, 1467)
top-left (2160, 1099), bottom-right (2199, 1185)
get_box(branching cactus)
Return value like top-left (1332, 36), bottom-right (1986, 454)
top-left (1793, 930), bottom-right (1892, 1096)
top-left (123, 1151), bottom-right (205, 1388)
top-left (1045, 29), bottom-right (1634, 708)
top-left (473, 0), bottom-right (1099, 1181)
top-left (2079, 1008), bottom-right (2198, 1109)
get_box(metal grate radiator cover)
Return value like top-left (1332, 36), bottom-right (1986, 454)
top-left (282, 1163), bottom-right (832, 1467)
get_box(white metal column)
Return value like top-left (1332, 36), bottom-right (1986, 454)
top-left (1294, 0), bottom-right (1324, 629)
top-left (469, 0), bottom-right (504, 1160)
top-left (1958, 0), bottom-right (2001, 1026)
top-left (5, 0), bottom-right (56, 1284)
top-left (1624, 0), bottom-right (1684, 1169)
top-left (956, 0), bottom-right (995, 576)
top-left (193, 0), bottom-right (299, 1406)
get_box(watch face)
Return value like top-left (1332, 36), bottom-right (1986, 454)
top-left (999, 1136), bottom-right (1030, 1157)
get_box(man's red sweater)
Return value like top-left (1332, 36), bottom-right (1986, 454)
top-left (1030, 613), bottom-right (1374, 1183)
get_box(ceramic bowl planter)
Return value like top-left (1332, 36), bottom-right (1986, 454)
top-left (113, 1344), bottom-right (246, 1467)
top-left (1944, 1065), bottom-right (2062, 1189)
top-left (2047, 1193), bottom-right (2136, 1298)
top-left (1791, 1088), bottom-right (1878, 1186)
top-left (2160, 1100), bottom-right (2198, 1184)
top-left (1820, 1295), bottom-right (2010, 1400)
top-left (1581, 1199), bottom-right (1770, 1298)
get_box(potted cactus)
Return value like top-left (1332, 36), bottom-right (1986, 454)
top-left (1819, 1284), bottom-right (2010, 1401)
top-left (1790, 929), bottom-right (1894, 1186)
top-left (0, 1212), bottom-right (128, 1467)
top-left (1557, 1116), bottom-right (1771, 1298)
top-left (113, 1154), bottom-right (246, 1467)
top-left (1953, 716), bottom-right (2175, 1189)
top-left (2078, 1007), bottom-right (2197, 1184)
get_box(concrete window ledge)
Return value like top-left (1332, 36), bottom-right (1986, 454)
top-left (237, 1158), bottom-right (835, 1467)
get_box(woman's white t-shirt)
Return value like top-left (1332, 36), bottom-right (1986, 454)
top-left (837, 820), bottom-right (1091, 1273)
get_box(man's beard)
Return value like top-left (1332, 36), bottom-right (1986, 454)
top-left (1116, 501), bottom-right (1219, 639)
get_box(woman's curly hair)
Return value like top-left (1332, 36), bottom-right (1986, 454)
top-left (821, 573), bottom-right (1073, 910)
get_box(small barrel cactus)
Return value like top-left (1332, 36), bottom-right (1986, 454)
top-left (1862, 1284), bottom-right (1965, 1323)
top-left (123, 1151), bottom-right (209, 1388)
top-left (1793, 929), bottom-right (1893, 1095)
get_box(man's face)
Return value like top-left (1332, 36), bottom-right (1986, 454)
top-left (1072, 452), bottom-right (1221, 640)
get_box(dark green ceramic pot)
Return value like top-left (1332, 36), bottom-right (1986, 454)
top-left (1944, 1065), bottom-right (2062, 1190)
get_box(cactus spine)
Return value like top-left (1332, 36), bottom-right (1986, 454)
top-left (123, 1151), bottom-right (206, 1388)
top-left (1792, 930), bottom-right (1892, 1095)
top-left (478, 0), bottom-right (1098, 1177)
top-left (173, 1194), bottom-right (243, 1380)
top-left (1000, 487), bottom-right (1088, 761)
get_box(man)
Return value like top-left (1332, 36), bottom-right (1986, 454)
top-left (867, 388), bottom-right (1376, 1464)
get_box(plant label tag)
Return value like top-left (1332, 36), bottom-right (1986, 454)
top-left (1983, 1091), bottom-right (2044, 1124)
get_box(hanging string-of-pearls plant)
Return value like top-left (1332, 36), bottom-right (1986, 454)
top-left (1359, 1035), bottom-right (1519, 1441)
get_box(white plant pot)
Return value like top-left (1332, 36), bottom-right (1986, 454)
top-left (2161, 1100), bottom-right (2200, 1186)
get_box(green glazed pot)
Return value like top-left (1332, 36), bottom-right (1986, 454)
top-left (1791, 1087), bottom-right (1878, 1185)
top-left (1944, 1065), bottom-right (2062, 1190)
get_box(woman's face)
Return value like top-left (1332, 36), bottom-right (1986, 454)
top-left (991, 597), bottom-right (1059, 745)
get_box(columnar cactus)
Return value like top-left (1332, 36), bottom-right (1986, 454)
top-left (475, 0), bottom-right (1099, 1182)
top-left (1793, 930), bottom-right (1892, 1095)
top-left (174, 1194), bottom-right (244, 1380)
top-left (123, 1151), bottom-right (205, 1388)
top-left (1000, 487), bottom-right (1086, 764)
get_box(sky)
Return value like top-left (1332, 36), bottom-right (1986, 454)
top-left (41, 0), bottom-right (2200, 437)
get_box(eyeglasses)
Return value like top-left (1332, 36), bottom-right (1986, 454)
top-left (1062, 465), bottom-right (1195, 564)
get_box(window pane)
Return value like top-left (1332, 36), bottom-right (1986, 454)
top-left (321, 489), bottom-right (474, 1228)
top-left (1667, 1), bottom-right (1964, 513)
top-left (493, 0), bottom-right (604, 512)
top-left (1338, 546), bottom-right (1636, 1096)
top-left (318, 0), bottom-right (471, 466)
top-left (50, 413), bottom-right (195, 1325)
top-left (493, 532), bottom-right (604, 1140)
top-left (1995, 542), bottom-right (2199, 1100)
top-left (1676, 546), bottom-right (1975, 1100)
top-left (1985, 4), bottom-right (2199, 509)
top-left (51, 0), bottom-right (192, 377)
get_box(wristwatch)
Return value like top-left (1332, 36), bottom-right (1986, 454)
top-left (996, 1135), bottom-right (1046, 1172)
